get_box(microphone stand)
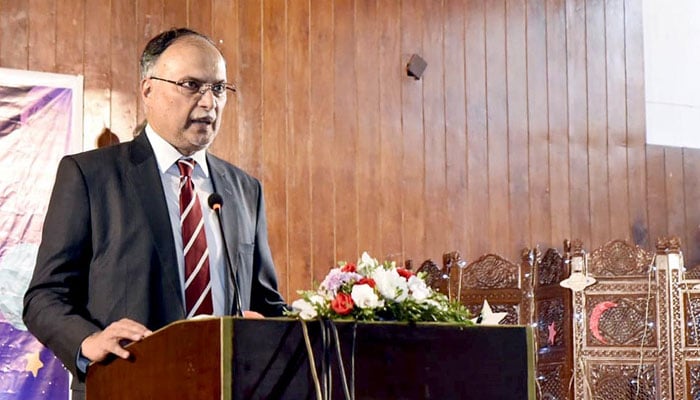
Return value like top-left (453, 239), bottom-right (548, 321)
top-left (209, 195), bottom-right (244, 317)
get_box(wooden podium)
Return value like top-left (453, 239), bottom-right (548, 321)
top-left (86, 317), bottom-right (535, 399)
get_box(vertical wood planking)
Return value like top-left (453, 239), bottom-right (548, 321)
top-left (355, 0), bottom-right (381, 257)
top-left (286, 0), bottom-right (312, 296)
top-left (506, 0), bottom-right (530, 253)
top-left (210, 0), bottom-right (240, 160)
top-left (444, 0), bottom-right (468, 254)
top-left (464, 0), bottom-right (488, 259)
top-left (422, 0), bottom-right (447, 263)
top-left (136, 0), bottom-right (165, 126)
top-left (333, 0), bottom-right (359, 261)
top-left (377, 0), bottom-right (403, 262)
top-left (110, 0), bottom-right (138, 139)
top-left (526, 0), bottom-right (551, 249)
top-left (624, 0), bottom-right (649, 247)
top-left (605, 0), bottom-right (630, 241)
top-left (505, 0), bottom-right (537, 251)
top-left (309, 0), bottom-right (336, 276)
top-left (237, 1), bottom-right (263, 176)
top-left (665, 147), bottom-right (686, 252)
top-left (586, 0), bottom-right (610, 248)
top-left (83, 0), bottom-right (112, 149)
top-left (188, 0), bottom-right (212, 36)
top-left (645, 145), bottom-right (667, 246)
top-left (485, 0), bottom-right (510, 256)
top-left (2, 0), bottom-right (688, 292)
top-left (546, 0), bottom-right (570, 248)
top-left (261, 0), bottom-right (289, 296)
top-left (0, 0), bottom-right (29, 69)
top-left (401, 0), bottom-right (426, 262)
top-left (683, 149), bottom-right (700, 266)
top-left (27, 0), bottom-right (56, 72)
top-left (55, 0), bottom-right (84, 75)
top-left (566, 0), bottom-right (590, 246)
top-left (163, 0), bottom-right (188, 28)
top-left (505, 0), bottom-right (537, 252)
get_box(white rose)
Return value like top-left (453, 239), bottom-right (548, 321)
top-left (351, 284), bottom-right (384, 309)
top-left (373, 268), bottom-right (408, 302)
top-left (407, 276), bottom-right (431, 302)
top-left (291, 296), bottom-right (323, 319)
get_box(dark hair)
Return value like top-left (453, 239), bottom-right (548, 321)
top-left (140, 28), bottom-right (219, 79)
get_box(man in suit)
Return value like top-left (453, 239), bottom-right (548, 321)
top-left (23, 28), bottom-right (287, 399)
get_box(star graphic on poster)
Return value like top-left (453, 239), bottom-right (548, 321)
top-left (24, 351), bottom-right (44, 378)
top-left (470, 300), bottom-right (507, 325)
top-left (547, 322), bottom-right (557, 345)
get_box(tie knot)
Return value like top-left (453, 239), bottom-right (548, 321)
top-left (177, 158), bottom-right (196, 178)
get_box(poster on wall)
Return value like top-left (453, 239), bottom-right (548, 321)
top-left (0, 67), bottom-right (83, 400)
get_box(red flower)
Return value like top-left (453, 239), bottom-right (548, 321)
top-left (357, 277), bottom-right (376, 288)
top-left (341, 263), bottom-right (357, 273)
top-left (397, 268), bottom-right (413, 280)
top-left (331, 292), bottom-right (354, 315)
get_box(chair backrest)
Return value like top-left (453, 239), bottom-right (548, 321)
top-left (532, 243), bottom-right (574, 400)
top-left (570, 239), bottom-right (669, 400)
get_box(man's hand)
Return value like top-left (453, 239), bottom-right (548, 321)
top-left (242, 310), bottom-right (264, 319)
top-left (80, 318), bottom-right (152, 362)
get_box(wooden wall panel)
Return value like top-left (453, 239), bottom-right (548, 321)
top-left (262, 0), bottom-right (289, 295)
top-left (377, 0), bottom-right (403, 261)
top-left (285, 0), bottom-right (312, 308)
top-left (356, 0), bottom-right (381, 258)
top-left (0, 0), bottom-right (29, 69)
top-left (309, 0), bottom-right (336, 277)
top-left (401, 0), bottom-right (426, 262)
top-left (422, 0), bottom-right (447, 264)
top-left (546, 0), bottom-right (570, 246)
top-left (506, 0), bottom-right (530, 252)
top-left (3, 0), bottom-right (699, 300)
top-left (27, 0), bottom-right (55, 72)
top-left (465, 0), bottom-right (488, 260)
top-left (526, 0), bottom-right (551, 249)
top-left (334, 0), bottom-right (359, 261)
top-left (444, 0), bottom-right (468, 253)
top-left (566, 0), bottom-right (591, 248)
top-left (624, 0), bottom-right (649, 247)
top-left (486, 0), bottom-right (510, 256)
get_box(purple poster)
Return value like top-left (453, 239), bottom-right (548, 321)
top-left (0, 69), bottom-right (83, 400)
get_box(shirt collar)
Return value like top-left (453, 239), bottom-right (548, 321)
top-left (145, 124), bottom-right (210, 177)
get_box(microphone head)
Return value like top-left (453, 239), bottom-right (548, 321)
top-left (208, 193), bottom-right (223, 210)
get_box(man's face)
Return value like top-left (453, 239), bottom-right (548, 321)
top-left (141, 36), bottom-right (228, 156)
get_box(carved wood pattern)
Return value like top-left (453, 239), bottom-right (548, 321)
top-left (536, 297), bottom-right (565, 349)
top-left (536, 363), bottom-right (567, 400)
top-left (538, 248), bottom-right (567, 286)
top-left (461, 254), bottom-right (519, 289)
top-left (588, 240), bottom-right (655, 278)
top-left (572, 239), bottom-right (671, 400)
top-left (589, 363), bottom-right (656, 400)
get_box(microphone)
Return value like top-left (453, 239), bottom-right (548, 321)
top-left (208, 193), bottom-right (244, 317)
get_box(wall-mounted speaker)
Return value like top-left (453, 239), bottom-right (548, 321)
top-left (407, 54), bottom-right (427, 80)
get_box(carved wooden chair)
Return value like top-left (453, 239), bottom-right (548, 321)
top-left (532, 243), bottom-right (574, 400)
top-left (569, 239), bottom-right (669, 400)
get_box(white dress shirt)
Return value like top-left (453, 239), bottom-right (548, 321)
top-left (145, 125), bottom-right (226, 316)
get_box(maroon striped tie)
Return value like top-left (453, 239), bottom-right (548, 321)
top-left (177, 158), bottom-right (213, 317)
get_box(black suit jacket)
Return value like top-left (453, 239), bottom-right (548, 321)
top-left (22, 133), bottom-right (287, 386)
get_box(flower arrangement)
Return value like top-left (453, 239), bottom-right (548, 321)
top-left (288, 252), bottom-right (473, 324)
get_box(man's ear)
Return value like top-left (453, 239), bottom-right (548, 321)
top-left (140, 78), bottom-right (152, 99)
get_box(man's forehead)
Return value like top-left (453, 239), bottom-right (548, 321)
top-left (154, 38), bottom-right (226, 75)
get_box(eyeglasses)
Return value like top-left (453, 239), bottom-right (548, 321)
top-left (149, 76), bottom-right (236, 98)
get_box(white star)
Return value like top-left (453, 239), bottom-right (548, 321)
top-left (471, 299), bottom-right (507, 325)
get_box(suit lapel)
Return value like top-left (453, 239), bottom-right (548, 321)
top-left (207, 155), bottom-right (241, 314)
top-left (127, 134), bottom-right (185, 320)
